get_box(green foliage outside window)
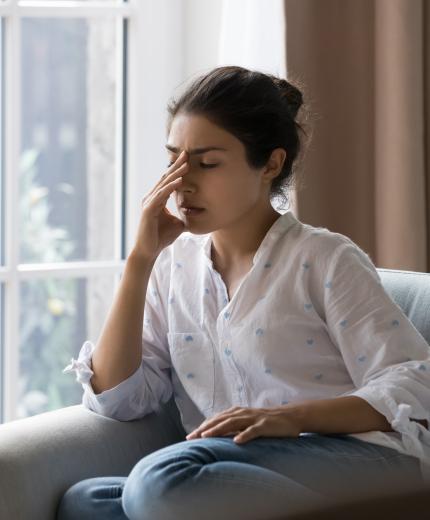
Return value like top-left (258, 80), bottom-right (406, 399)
top-left (18, 148), bottom-right (83, 418)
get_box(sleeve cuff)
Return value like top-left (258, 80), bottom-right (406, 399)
top-left (62, 340), bottom-right (95, 384)
top-left (63, 340), bottom-right (145, 409)
top-left (82, 361), bottom-right (144, 407)
top-left (351, 386), bottom-right (430, 459)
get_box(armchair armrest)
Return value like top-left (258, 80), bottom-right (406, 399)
top-left (0, 397), bottom-right (186, 520)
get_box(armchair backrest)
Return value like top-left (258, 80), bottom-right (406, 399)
top-left (377, 268), bottom-right (430, 346)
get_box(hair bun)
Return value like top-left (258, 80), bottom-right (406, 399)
top-left (272, 77), bottom-right (303, 119)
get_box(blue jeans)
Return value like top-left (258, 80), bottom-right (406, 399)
top-left (56, 433), bottom-right (423, 520)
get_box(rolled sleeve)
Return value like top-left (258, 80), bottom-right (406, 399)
top-left (323, 240), bottom-right (430, 461)
top-left (352, 383), bottom-right (430, 459)
top-left (63, 339), bottom-right (148, 420)
top-left (62, 260), bottom-right (173, 421)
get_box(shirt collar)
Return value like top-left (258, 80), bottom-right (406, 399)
top-left (201, 209), bottom-right (298, 268)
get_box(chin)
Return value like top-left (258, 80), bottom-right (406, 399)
top-left (182, 219), bottom-right (214, 235)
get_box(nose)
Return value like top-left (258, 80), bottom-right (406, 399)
top-left (176, 161), bottom-right (199, 187)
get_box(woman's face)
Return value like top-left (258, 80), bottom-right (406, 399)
top-left (167, 112), bottom-right (273, 234)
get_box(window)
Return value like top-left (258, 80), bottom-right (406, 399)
top-left (0, 0), bottom-right (282, 423)
top-left (0, 0), bottom-right (131, 422)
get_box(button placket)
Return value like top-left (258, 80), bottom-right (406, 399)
top-left (207, 251), bottom-right (252, 407)
top-left (209, 267), bottom-right (230, 318)
top-left (221, 327), bottom-right (234, 362)
top-left (219, 329), bottom-right (247, 406)
top-left (215, 271), bottom-right (230, 309)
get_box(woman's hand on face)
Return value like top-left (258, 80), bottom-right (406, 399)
top-left (185, 406), bottom-right (303, 444)
top-left (131, 151), bottom-right (189, 262)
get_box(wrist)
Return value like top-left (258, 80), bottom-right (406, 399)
top-left (126, 251), bottom-right (157, 279)
top-left (128, 249), bottom-right (157, 268)
top-left (279, 403), bottom-right (308, 434)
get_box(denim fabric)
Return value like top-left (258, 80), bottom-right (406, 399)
top-left (56, 434), bottom-right (423, 520)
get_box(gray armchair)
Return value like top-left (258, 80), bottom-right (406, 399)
top-left (1, 268), bottom-right (430, 520)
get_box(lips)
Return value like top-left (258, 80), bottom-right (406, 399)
top-left (180, 207), bottom-right (205, 216)
top-left (179, 203), bottom-right (204, 210)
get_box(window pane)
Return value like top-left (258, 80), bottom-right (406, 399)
top-left (20, 17), bottom-right (122, 263)
top-left (20, 1), bottom-right (126, 3)
top-left (0, 283), bottom-right (4, 424)
top-left (18, 275), bottom-right (116, 418)
top-left (0, 18), bottom-right (3, 267)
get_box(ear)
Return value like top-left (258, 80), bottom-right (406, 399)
top-left (261, 148), bottom-right (287, 184)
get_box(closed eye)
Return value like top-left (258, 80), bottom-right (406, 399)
top-left (166, 162), bottom-right (218, 169)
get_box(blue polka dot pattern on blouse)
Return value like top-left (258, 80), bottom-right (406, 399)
top-left (340, 319), bottom-right (348, 327)
top-left (224, 311), bottom-right (231, 319)
top-left (392, 319), bottom-right (400, 327)
top-left (256, 328), bottom-right (264, 336)
top-left (264, 368), bottom-right (272, 374)
top-left (325, 281), bottom-right (332, 289)
top-left (185, 335), bottom-right (194, 342)
top-left (64, 211), bottom-right (430, 455)
top-left (175, 262), bottom-right (182, 268)
top-left (264, 262), bottom-right (272, 268)
top-left (358, 355), bottom-right (367, 362)
top-left (168, 297), bottom-right (175, 304)
top-left (302, 262), bottom-right (310, 269)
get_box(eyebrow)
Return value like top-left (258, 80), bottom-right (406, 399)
top-left (165, 144), bottom-right (227, 155)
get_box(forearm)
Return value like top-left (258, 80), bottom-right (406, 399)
top-left (90, 251), bottom-right (156, 394)
top-left (287, 396), bottom-right (394, 434)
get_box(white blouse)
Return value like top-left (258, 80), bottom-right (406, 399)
top-left (63, 210), bottom-right (430, 483)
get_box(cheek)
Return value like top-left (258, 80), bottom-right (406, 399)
top-left (216, 187), bottom-right (255, 216)
top-left (205, 170), bottom-right (257, 207)
top-left (223, 176), bottom-right (257, 200)
top-left (212, 182), bottom-right (242, 206)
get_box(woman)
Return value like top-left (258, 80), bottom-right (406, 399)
top-left (59, 65), bottom-right (430, 520)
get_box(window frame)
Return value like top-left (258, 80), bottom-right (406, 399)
top-left (0, 0), bottom-right (132, 422)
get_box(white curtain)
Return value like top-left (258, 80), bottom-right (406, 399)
top-left (216, 0), bottom-right (296, 214)
top-left (217, 0), bottom-right (286, 78)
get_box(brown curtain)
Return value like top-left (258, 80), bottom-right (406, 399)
top-left (284, 0), bottom-right (430, 272)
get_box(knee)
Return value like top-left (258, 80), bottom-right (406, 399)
top-left (56, 478), bottom-right (96, 520)
top-left (122, 453), bottom-right (191, 520)
top-left (122, 439), bottom-right (217, 520)
top-left (122, 460), bottom-right (165, 520)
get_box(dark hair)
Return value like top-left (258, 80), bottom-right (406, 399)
top-left (166, 65), bottom-right (312, 210)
